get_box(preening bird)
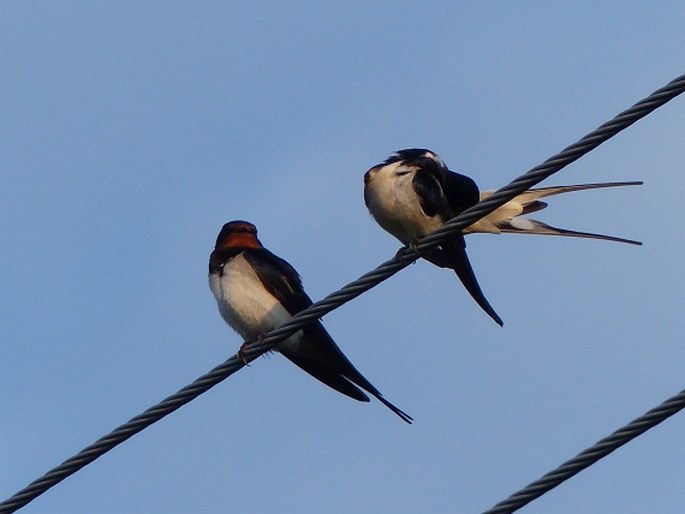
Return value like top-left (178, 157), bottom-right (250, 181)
top-left (364, 148), bottom-right (642, 325)
top-left (364, 148), bottom-right (504, 326)
top-left (209, 220), bottom-right (412, 423)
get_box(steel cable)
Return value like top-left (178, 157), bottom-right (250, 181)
top-left (482, 388), bottom-right (685, 514)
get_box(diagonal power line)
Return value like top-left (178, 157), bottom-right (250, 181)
top-left (2, 73), bottom-right (684, 514)
top-left (482, 387), bottom-right (685, 514)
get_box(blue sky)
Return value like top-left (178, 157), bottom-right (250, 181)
top-left (2, 3), bottom-right (685, 513)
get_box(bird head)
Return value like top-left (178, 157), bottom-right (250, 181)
top-left (214, 220), bottom-right (263, 250)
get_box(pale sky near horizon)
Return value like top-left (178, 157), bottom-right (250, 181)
top-left (2, 3), bottom-right (685, 513)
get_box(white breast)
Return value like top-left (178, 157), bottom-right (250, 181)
top-left (209, 254), bottom-right (302, 350)
top-left (365, 169), bottom-right (442, 244)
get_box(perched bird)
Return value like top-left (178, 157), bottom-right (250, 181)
top-left (464, 182), bottom-right (642, 245)
top-left (209, 220), bottom-right (412, 423)
top-left (364, 148), bottom-right (504, 326)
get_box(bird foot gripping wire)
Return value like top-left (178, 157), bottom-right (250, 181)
top-left (394, 244), bottom-right (421, 265)
top-left (237, 334), bottom-right (265, 366)
top-left (237, 343), bottom-right (251, 366)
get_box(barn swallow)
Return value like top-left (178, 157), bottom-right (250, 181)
top-left (463, 181), bottom-right (642, 245)
top-left (364, 148), bottom-right (504, 326)
top-left (208, 220), bottom-right (412, 423)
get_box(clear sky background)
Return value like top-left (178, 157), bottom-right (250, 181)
top-left (2, 3), bottom-right (685, 513)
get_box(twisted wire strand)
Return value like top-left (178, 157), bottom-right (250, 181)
top-left (2, 72), bottom-right (684, 514)
top-left (482, 387), bottom-right (685, 514)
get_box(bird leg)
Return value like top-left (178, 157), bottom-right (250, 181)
top-left (237, 334), bottom-right (265, 366)
top-left (237, 342), bottom-right (251, 365)
top-left (395, 242), bottom-right (421, 264)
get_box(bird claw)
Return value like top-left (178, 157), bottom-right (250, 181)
top-left (395, 242), bottom-right (420, 263)
top-left (237, 342), bottom-right (251, 366)
top-left (238, 334), bottom-right (267, 365)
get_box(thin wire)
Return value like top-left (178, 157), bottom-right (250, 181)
top-left (482, 387), bottom-right (685, 514)
top-left (2, 73), bottom-right (684, 514)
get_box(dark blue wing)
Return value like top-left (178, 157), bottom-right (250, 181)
top-left (412, 170), bottom-right (450, 219)
top-left (243, 249), bottom-right (413, 422)
top-left (243, 248), bottom-right (313, 315)
top-left (442, 169), bottom-right (479, 215)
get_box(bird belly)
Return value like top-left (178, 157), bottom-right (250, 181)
top-left (366, 176), bottom-right (441, 244)
top-left (209, 255), bottom-right (302, 351)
